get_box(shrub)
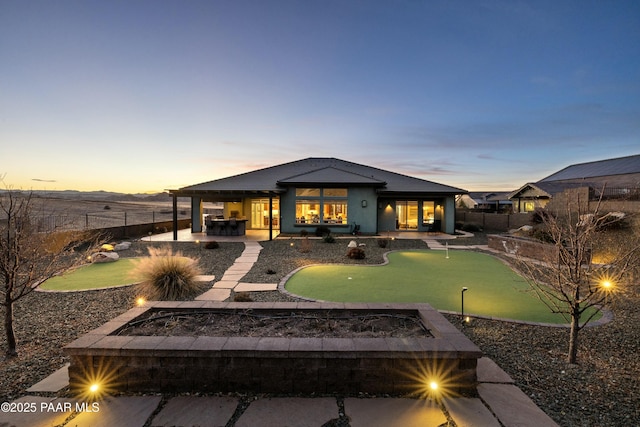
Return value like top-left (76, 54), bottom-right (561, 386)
top-left (377, 238), bottom-right (388, 248)
top-left (298, 236), bottom-right (312, 253)
top-left (204, 241), bottom-right (219, 249)
top-left (455, 221), bottom-right (464, 230)
top-left (315, 225), bottom-right (331, 237)
top-left (323, 234), bottom-right (336, 243)
top-left (299, 229), bottom-right (309, 237)
top-left (461, 222), bottom-right (483, 232)
top-left (133, 246), bottom-right (203, 301)
top-left (530, 207), bottom-right (554, 225)
top-left (347, 247), bottom-right (366, 259)
top-left (529, 227), bottom-right (554, 243)
top-left (233, 291), bottom-right (253, 302)
top-left (266, 268), bottom-right (276, 275)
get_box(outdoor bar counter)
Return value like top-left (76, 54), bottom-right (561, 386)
top-left (205, 217), bottom-right (247, 236)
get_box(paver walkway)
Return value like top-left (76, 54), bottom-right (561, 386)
top-left (196, 241), bottom-right (278, 301)
top-left (5, 356), bottom-right (558, 426)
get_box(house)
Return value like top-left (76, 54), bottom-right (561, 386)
top-left (509, 154), bottom-right (640, 213)
top-left (168, 157), bottom-right (467, 240)
top-left (457, 192), bottom-right (513, 212)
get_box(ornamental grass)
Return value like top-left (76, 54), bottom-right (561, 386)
top-left (132, 246), bottom-right (203, 300)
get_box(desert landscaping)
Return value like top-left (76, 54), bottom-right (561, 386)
top-left (1, 232), bottom-right (638, 426)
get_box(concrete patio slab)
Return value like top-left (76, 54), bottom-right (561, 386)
top-left (443, 397), bottom-right (501, 427)
top-left (235, 397), bottom-right (338, 427)
top-left (26, 363), bottom-right (69, 393)
top-left (478, 383), bottom-right (559, 427)
top-left (477, 357), bottom-right (514, 383)
top-left (1, 396), bottom-right (75, 427)
top-left (151, 396), bottom-right (239, 427)
top-left (70, 396), bottom-right (162, 427)
top-left (344, 398), bottom-right (447, 427)
top-left (195, 288), bottom-right (231, 301)
top-left (234, 282), bottom-right (278, 292)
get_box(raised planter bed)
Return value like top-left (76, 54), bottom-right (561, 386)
top-left (64, 302), bottom-right (482, 396)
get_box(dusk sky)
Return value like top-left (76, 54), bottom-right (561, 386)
top-left (1, 0), bottom-right (639, 194)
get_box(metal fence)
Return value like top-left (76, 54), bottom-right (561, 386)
top-left (34, 210), bottom-right (191, 233)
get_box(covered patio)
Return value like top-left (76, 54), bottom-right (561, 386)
top-left (143, 228), bottom-right (457, 243)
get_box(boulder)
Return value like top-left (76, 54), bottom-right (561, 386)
top-left (114, 241), bottom-right (132, 251)
top-left (91, 252), bottom-right (120, 263)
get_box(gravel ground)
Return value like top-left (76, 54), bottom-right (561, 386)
top-left (1, 236), bottom-right (639, 427)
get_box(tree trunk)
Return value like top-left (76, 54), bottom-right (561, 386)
top-left (567, 307), bottom-right (580, 364)
top-left (4, 296), bottom-right (18, 357)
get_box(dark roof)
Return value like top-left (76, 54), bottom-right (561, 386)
top-left (467, 192), bottom-right (512, 202)
top-left (173, 158), bottom-right (466, 195)
top-left (277, 166), bottom-right (386, 186)
top-left (508, 181), bottom-right (589, 199)
top-left (540, 154), bottom-right (640, 182)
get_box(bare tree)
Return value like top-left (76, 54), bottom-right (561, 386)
top-left (0, 187), bottom-right (98, 357)
top-left (514, 189), bottom-right (640, 364)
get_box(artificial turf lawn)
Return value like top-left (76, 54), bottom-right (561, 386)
top-left (285, 250), bottom-right (600, 324)
top-left (40, 258), bottom-right (142, 291)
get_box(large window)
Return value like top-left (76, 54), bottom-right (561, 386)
top-left (422, 201), bottom-right (435, 225)
top-left (296, 188), bottom-right (348, 224)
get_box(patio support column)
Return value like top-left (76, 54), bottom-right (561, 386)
top-left (268, 195), bottom-right (273, 241)
top-left (172, 193), bottom-right (178, 241)
top-left (191, 197), bottom-right (202, 233)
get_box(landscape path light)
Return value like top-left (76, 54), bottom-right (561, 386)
top-left (461, 287), bottom-right (468, 321)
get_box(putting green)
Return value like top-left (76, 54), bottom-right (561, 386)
top-left (40, 258), bottom-right (142, 291)
top-left (285, 250), bottom-right (600, 324)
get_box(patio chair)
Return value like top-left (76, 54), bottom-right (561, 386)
top-left (217, 221), bottom-right (227, 235)
top-left (351, 222), bottom-right (360, 235)
top-left (229, 218), bottom-right (238, 235)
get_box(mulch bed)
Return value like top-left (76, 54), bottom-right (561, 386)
top-left (116, 309), bottom-right (431, 338)
top-left (2, 236), bottom-right (639, 427)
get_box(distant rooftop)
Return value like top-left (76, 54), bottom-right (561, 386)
top-left (540, 154), bottom-right (640, 182)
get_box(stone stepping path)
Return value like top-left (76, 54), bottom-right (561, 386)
top-left (196, 241), bottom-right (277, 301)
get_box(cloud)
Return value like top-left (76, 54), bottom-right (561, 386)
top-left (32, 178), bottom-right (57, 182)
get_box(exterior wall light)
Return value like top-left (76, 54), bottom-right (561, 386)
top-left (361, 200), bottom-right (367, 208)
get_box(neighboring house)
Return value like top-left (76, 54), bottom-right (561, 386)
top-left (509, 154), bottom-right (640, 213)
top-left (457, 192), bottom-right (513, 212)
top-left (168, 157), bottom-right (466, 240)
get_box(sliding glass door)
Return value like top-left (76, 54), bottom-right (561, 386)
top-left (396, 201), bottom-right (418, 230)
top-left (250, 199), bottom-right (279, 229)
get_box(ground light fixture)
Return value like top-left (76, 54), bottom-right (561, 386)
top-left (136, 297), bottom-right (146, 307)
top-left (461, 287), bottom-right (468, 320)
